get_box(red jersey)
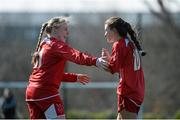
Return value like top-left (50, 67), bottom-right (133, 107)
top-left (26, 37), bottom-right (97, 101)
top-left (109, 37), bottom-right (145, 103)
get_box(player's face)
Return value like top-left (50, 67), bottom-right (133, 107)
top-left (56, 23), bottom-right (69, 41)
top-left (104, 24), bottom-right (116, 43)
top-left (62, 23), bottom-right (69, 38)
top-left (61, 23), bottom-right (69, 39)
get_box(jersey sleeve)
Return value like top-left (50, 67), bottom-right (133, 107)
top-left (53, 41), bottom-right (97, 66)
top-left (62, 73), bottom-right (77, 82)
top-left (108, 43), bottom-right (124, 74)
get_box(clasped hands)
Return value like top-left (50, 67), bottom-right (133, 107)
top-left (77, 48), bottom-right (111, 85)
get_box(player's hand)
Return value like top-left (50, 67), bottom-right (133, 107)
top-left (96, 57), bottom-right (109, 71)
top-left (102, 48), bottom-right (111, 61)
top-left (77, 74), bottom-right (90, 85)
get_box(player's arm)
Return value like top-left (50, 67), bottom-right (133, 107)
top-left (62, 73), bottom-right (77, 82)
top-left (108, 44), bottom-right (124, 74)
top-left (62, 73), bottom-right (90, 85)
top-left (54, 42), bottom-right (97, 66)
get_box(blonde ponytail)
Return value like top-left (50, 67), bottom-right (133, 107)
top-left (31, 23), bottom-right (48, 65)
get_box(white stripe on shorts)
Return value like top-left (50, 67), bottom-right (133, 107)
top-left (128, 98), bottom-right (141, 107)
top-left (26, 94), bottom-right (59, 101)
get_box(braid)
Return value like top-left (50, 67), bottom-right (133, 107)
top-left (126, 23), bottom-right (146, 56)
top-left (31, 23), bottom-right (48, 65)
top-left (35, 23), bottom-right (48, 51)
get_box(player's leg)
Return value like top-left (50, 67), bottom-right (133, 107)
top-left (117, 95), bottom-right (124, 120)
top-left (44, 102), bottom-right (65, 119)
top-left (117, 112), bottom-right (122, 120)
top-left (42, 96), bottom-right (65, 119)
top-left (120, 109), bottom-right (137, 119)
top-left (27, 101), bottom-right (46, 119)
top-left (27, 96), bottom-right (65, 119)
top-left (117, 95), bottom-right (140, 119)
top-left (117, 109), bottom-right (137, 120)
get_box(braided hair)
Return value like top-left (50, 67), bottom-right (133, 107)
top-left (31, 23), bottom-right (48, 65)
top-left (105, 16), bottom-right (146, 56)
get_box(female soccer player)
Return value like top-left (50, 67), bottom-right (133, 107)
top-left (26, 16), bottom-right (107, 119)
top-left (102, 16), bottom-right (146, 119)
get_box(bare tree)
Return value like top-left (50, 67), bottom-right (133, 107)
top-left (143, 0), bottom-right (180, 117)
top-left (144, 0), bottom-right (180, 38)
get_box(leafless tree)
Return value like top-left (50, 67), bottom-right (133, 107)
top-left (144, 0), bottom-right (180, 38)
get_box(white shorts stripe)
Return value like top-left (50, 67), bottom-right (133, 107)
top-left (26, 94), bottom-right (59, 101)
top-left (128, 98), bottom-right (141, 107)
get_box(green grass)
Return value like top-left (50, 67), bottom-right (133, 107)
top-left (173, 110), bottom-right (180, 119)
top-left (66, 110), bottom-right (116, 119)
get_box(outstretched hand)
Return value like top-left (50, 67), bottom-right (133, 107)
top-left (77, 74), bottom-right (90, 85)
top-left (96, 57), bottom-right (108, 70)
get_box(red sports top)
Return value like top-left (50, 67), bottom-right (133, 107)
top-left (26, 37), bottom-right (97, 101)
top-left (109, 37), bottom-right (145, 103)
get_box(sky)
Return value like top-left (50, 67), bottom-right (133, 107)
top-left (0, 0), bottom-right (180, 13)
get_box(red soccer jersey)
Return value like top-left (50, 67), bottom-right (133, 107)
top-left (26, 37), bottom-right (97, 101)
top-left (108, 37), bottom-right (145, 103)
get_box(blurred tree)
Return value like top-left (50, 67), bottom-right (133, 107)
top-left (145, 0), bottom-right (180, 38)
top-left (144, 0), bottom-right (180, 117)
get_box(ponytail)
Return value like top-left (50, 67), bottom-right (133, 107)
top-left (35, 23), bottom-right (48, 51)
top-left (31, 23), bottom-right (48, 65)
top-left (126, 23), bottom-right (146, 56)
top-left (105, 16), bottom-right (146, 56)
